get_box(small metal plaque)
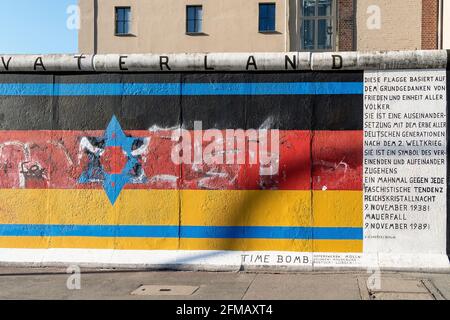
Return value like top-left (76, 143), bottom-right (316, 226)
top-left (131, 285), bottom-right (199, 296)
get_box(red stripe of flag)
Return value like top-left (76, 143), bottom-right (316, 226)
top-left (0, 130), bottom-right (362, 191)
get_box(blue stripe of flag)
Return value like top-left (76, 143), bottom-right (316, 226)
top-left (0, 224), bottom-right (363, 240)
top-left (0, 82), bottom-right (363, 96)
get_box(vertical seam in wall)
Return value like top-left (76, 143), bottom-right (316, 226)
top-left (119, 75), bottom-right (125, 250)
top-left (178, 73), bottom-right (183, 250)
top-left (47, 74), bottom-right (58, 255)
top-left (310, 124), bottom-right (315, 269)
top-left (114, 74), bottom-right (125, 252)
top-left (91, 54), bottom-right (96, 72)
top-left (310, 78), bottom-right (316, 270)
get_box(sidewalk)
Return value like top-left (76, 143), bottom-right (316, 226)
top-left (0, 267), bottom-right (448, 300)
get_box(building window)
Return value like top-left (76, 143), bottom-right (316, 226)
top-left (259, 3), bottom-right (276, 32)
top-left (300, 0), bottom-right (335, 50)
top-left (115, 7), bottom-right (131, 35)
top-left (186, 5), bottom-right (203, 33)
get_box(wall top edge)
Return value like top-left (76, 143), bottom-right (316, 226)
top-left (0, 50), bottom-right (448, 72)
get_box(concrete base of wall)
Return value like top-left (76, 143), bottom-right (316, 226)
top-left (0, 249), bottom-right (448, 273)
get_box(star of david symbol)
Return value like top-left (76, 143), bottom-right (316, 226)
top-left (78, 116), bottom-right (147, 205)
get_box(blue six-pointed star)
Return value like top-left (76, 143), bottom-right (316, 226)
top-left (78, 116), bottom-right (144, 205)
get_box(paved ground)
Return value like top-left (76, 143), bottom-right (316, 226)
top-left (0, 267), bottom-right (448, 300)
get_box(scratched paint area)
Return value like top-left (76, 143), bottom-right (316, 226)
top-left (0, 130), bottom-right (177, 190)
top-left (0, 130), bottom-right (361, 191)
top-left (0, 131), bottom-right (81, 189)
top-left (312, 131), bottom-right (363, 191)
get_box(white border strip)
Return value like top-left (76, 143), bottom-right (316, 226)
top-left (0, 249), bottom-right (448, 272)
top-left (0, 50), bottom-right (447, 72)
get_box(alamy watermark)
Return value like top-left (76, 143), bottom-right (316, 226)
top-left (366, 5), bottom-right (381, 30)
top-left (66, 265), bottom-right (81, 290)
top-left (66, 5), bottom-right (80, 30)
top-left (367, 267), bottom-right (381, 291)
top-left (170, 122), bottom-right (280, 176)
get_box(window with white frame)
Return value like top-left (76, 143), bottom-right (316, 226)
top-left (186, 5), bottom-right (203, 33)
top-left (115, 7), bottom-right (131, 35)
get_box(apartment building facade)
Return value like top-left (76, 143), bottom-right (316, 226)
top-left (78, 0), bottom-right (446, 53)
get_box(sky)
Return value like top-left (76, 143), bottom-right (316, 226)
top-left (0, 0), bottom-right (78, 54)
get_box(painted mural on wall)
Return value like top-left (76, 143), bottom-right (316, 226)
top-left (0, 71), bottom-right (447, 269)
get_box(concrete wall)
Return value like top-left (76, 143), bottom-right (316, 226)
top-left (0, 52), bottom-right (448, 271)
top-left (79, 0), bottom-right (96, 53)
top-left (79, 0), bottom-right (288, 54)
top-left (356, 0), bottom-right (422, 51)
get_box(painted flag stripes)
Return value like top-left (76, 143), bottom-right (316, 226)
top-left (0, 72), bottom-right (363, 253)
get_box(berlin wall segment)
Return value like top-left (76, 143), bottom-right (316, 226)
top-left (0, 51), bottom-right (448, 271)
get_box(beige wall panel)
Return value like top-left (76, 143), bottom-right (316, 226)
top-left (79, 0), bottom-right (288, 53)
top-left (356, 0), bottom-right (422, 51)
